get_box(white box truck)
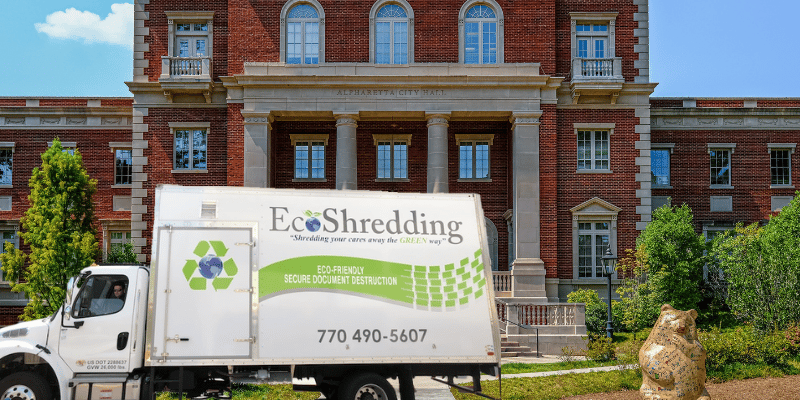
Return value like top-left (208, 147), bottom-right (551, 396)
top-left (0, 185), bottom-right (501, 400)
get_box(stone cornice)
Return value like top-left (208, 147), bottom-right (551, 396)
top-left (0, 106), bottom-right (132, 129)
top-left (652, 107), bottom-right (800, 130)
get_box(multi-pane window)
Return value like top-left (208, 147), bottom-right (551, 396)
top-left (577, 222), bottom-right (609, 278)
top-left (459, 141), bottom-right (490, 179)
top-left (770, 149), bottom-right (792, 186)
top-left (576, 24), bottom-right (607, 59)
top-left (375, 4), bottom-right (408, 64)
top-left (176, 22), bottom-right (208, 58)
top-left (464, 5), bottom-right (497, 64)
top-left (295, 142), bottom-right (325, 179)
top-left (577, 130), bottom-right (609, 170)
top-left (0, 147), bottom-right (12, 186)
top-left (115, 149), bottom-right (132, 185)
top-left (174, 129), bottom-right (207, 171)
top-left (110, 231), bottom-right (132, 253)
top-left (576, 23), bottom-right (608, 76)
top-left (286, 4), bottom-right (320, 64)
top-left (377, 140), bottom-right (408, 179)
top-left (0, 231), bottom-right (18, 283)
top-left (651, 149), bottom-right (670, 187)
top-left (709, 149), bottom-right (731, 186)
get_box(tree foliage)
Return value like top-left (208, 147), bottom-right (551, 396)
top-left (615, 246), bottom-right (657, 332)
top-left (0, 139), bottom-right (98, 320)
top-left (104, 242), bottom-right (139, 264)
top-left (631, 204), bottom-right (707, 325)
top-left (711, 193), bottom-right (800, 333)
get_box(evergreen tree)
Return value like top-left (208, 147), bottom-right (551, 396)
top-left (0, 139), bottom-right (98, 320)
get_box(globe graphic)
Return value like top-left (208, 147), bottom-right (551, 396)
top-left (198, 254), bottom-right (223, 279)
top-left (305, 217), bottom-right (321, 232)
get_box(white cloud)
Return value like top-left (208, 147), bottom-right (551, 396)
top-left (35, 3), bottom-right (133, 49)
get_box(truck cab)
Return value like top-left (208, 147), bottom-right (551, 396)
top-left (0, 265), bottom-right (149, 400)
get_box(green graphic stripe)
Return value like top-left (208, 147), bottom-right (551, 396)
top-left (258, 250), bottom-right (488, 309)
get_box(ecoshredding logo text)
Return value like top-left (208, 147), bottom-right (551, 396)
top-left (269, 207), bottom-right (464, 244)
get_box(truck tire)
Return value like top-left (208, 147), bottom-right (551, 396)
top-left (0, 372), bottom-right (52, 400)
top-left (339, 373), bottom-right (397, 400)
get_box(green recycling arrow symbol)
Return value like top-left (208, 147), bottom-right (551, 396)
top-left (185, 240), bottom-right (238, 291)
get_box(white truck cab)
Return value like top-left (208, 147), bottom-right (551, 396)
top-left (0, 265), bottom-right (149, 400)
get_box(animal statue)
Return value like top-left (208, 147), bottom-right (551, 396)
top-left (639, 304), bottom-right (711, 400)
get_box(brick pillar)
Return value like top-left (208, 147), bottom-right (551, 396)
top-left (335, 113), bottom-right (359, 190)
top-left (510, 112), bottom-right (547, 302)
top-left (426, 113), bottom-right (450, 193)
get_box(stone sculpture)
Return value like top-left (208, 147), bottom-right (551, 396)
top-left (639, 304), bottom-right (710, 400)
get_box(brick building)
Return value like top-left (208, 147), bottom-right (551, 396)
top-left (0, 0), bottom-right (798, 330)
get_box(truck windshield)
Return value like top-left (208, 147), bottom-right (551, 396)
top-left (71, 275), bottom-right (129, 318)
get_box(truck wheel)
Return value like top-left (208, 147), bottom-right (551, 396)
top-left (0, 372), bottom-right (52, 400)
top-left (339, 373), bottom-right (396, 400)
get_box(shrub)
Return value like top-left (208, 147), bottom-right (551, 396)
top-left (700, 326), bottom-right (792, 371)
top-left (584, 334), bottom-right (616, 362)
top-left (784, 324), bottom-right (800, 356)
top-left (568, 289), bottom-right (609, 337)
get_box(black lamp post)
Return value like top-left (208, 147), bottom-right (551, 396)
top-left (601, 246), bottom-right (617, 339)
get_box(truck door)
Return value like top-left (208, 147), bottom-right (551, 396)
top-left (152, 224), bottom-right (254, 360)
top-left (59, 273), bottom-right (138, 373)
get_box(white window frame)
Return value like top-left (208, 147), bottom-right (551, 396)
top-left (708, 143), bottom-right (736, 189)
top-left (651, 143), bottom-right (674, 189)
top-left (570, 197), bottom-right (620, 281)
top-left (170, 122), bottom-right (210, 173)
top-left (102, 221), bottom-right (133, 261)
top-left (369, 0), bottom-right (414, 64)
top-left (291, 134), bottom-right (328, 181)
top-left (373, 134), bottom-right (411, 181)
top-left (47, 141), bottom-right (76, 155)
top-left (0, 142), bottom-right (14, 188)
top-left (570, 12), bottom-right (618, 78)
top-left (768, 143), bottom-right (796, 188)
top-left (109, 142), bottom-right (132, 187)
top-left (575, 123), bottom-right (614, 173)
top-left (0, 227), bottom-right (20, 284)
top-left (458, 0), bottom-right (504, 64)
top-left (165, 11), bottom-right (214, 59)
top-left (456, 134), bottom-right (493, 181)
top-left (280, 0), bottom-right (325, 65)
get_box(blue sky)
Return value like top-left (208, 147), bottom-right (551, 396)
top-left (1, 1), bottom-right (798, 98)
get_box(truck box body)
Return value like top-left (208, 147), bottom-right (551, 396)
top-left (147, 185), bottom-right (501, 367)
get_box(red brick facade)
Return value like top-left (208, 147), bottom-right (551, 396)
top-left (0, 0), bottom-right (797, 323)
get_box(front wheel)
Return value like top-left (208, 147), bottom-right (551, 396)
top-left (0, 372), bottom-right (53, 400)
top-left (339, 373), bottom-right (396, 400)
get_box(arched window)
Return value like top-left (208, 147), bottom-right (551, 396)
top-left (370, 1), bottom-right (414, 64)
top-left (376, 5), bottom-right (408, 64)
top-left (281, 0), bottom-right (325, 64)
top-left (459, 1), bottom-right (503, 64)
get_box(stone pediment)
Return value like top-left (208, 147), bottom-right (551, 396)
top-left (570, 197), bottom-right (622, 217)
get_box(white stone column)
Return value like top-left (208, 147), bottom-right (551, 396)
top-left (426, 113), bottom-right (450, 193)
top-left (510, 112), bottom-right (547, 302)
top-left (335, 113), bottom-right (359, 190)
top-left (242, 112), bottom-right (272, 188)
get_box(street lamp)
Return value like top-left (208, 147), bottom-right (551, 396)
top-left (601, 245), bottom-right (617, 338)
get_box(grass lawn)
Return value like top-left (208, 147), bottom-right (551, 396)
top-left (502, 360), bottom-right (621, 374)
